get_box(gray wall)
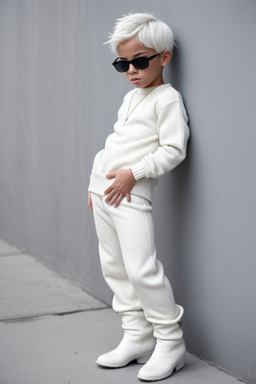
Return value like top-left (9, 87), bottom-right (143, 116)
top-left (0, 0), bottom-right (255, 383)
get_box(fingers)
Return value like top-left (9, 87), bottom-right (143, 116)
top-left (104, 189), bottom-right (117, 204)
top-left (88, 200), bottom-right (93, 213)
top-left (88, 193), bottom-right (93, 213)
top-left (105, 172), bottom-right (116, 180)
top-left (105, 192), bottom-right (128, 208)
top-left (114, 194), bottom-right (124, 208)
top-left (104, 186), bottom-right (112, 195)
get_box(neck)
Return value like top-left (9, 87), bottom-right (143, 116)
top-left (136, 83), bottom-right (167, 94)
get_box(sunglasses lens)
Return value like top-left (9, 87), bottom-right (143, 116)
top-left (113, 56), bottom-right (152, 72)
top-left (113, 61), bottom-right (129, 72)
top-left (133, 57), bottom-right (149, 69)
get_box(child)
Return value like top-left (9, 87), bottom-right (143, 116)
top-left (88, 13), bottom-right (189, 382)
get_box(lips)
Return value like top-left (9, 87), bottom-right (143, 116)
top-left (130, 78), bottom-right (140, 84)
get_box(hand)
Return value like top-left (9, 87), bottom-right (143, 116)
top-left (104, 169), bottom-right (136, 208)
top-left (88, 192), bottom-right (93, 213)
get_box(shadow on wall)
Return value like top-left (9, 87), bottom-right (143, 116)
top-left (168, 39), bottom-right (183, 90)
top-left (154, 40), bottom-right (195, 303)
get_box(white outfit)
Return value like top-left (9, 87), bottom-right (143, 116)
top-left (89, 83), bottom-right (189, 377)
top-left (89, 84), bottom-right (189, 202)
top-left (91, 193), bottom-right (183, 339)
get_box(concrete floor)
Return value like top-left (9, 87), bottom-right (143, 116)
top-left (0, 239), bottom-right (246, 384)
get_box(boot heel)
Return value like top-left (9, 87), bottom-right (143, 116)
top-left (175, 355), bottom-right (186, 371)
top-left (136, 352), bottom-right (152, 364)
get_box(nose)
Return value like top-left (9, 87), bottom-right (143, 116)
top-left (127, 63), bottom-right (138, 73)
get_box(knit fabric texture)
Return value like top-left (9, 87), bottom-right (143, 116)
top-left (88, 83), bottom-right (189, 202)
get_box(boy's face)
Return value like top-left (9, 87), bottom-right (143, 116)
top-left (116, 36), bottom-right (170, 88)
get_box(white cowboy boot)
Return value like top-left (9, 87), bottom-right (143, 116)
top-left (137, 307), bottom-right (186, 381)
top-left (96, 311), bottom-right (155, 368)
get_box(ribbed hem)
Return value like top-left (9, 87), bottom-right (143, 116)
top-left (131, 162), bottom-right (146, 180)
top-left (88, 172), bottom-right (157, 202)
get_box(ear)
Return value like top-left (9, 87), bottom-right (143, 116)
top-left (161, 50), bottom-right (171, 67)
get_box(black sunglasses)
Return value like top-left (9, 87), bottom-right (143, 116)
top-left (112, 53), bottom-right (160, 73)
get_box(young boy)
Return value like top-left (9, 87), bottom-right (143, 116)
top-left (88, 13), bottom-right (189, 382)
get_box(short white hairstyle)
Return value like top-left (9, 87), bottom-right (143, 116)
top-left (105, 13), bottom-right (174, 55)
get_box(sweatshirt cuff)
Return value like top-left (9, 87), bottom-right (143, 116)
top-left (131, 162), bottom-right (146, 180)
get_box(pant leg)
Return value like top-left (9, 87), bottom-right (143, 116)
top-left (102, 194), bottom-right (183, 340)
top-left (91, 192), bottom-right (142, 313)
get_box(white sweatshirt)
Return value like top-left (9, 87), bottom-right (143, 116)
top-left (89, 83), bottom-right (189, 202)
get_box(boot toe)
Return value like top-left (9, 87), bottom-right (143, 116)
top-left (96, 335), bottom-right (155, 368)
top-left (137, 340), bottom-right (186, 381)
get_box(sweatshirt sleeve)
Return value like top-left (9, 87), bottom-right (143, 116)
top-left (131, 96), bottom-right (189, 180)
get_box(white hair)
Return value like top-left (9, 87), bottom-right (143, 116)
top-left (105, 13), bottom-right (174, 55)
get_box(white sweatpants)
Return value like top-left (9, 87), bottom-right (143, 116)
top-left (91, 193), bottom-right (183, 340)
